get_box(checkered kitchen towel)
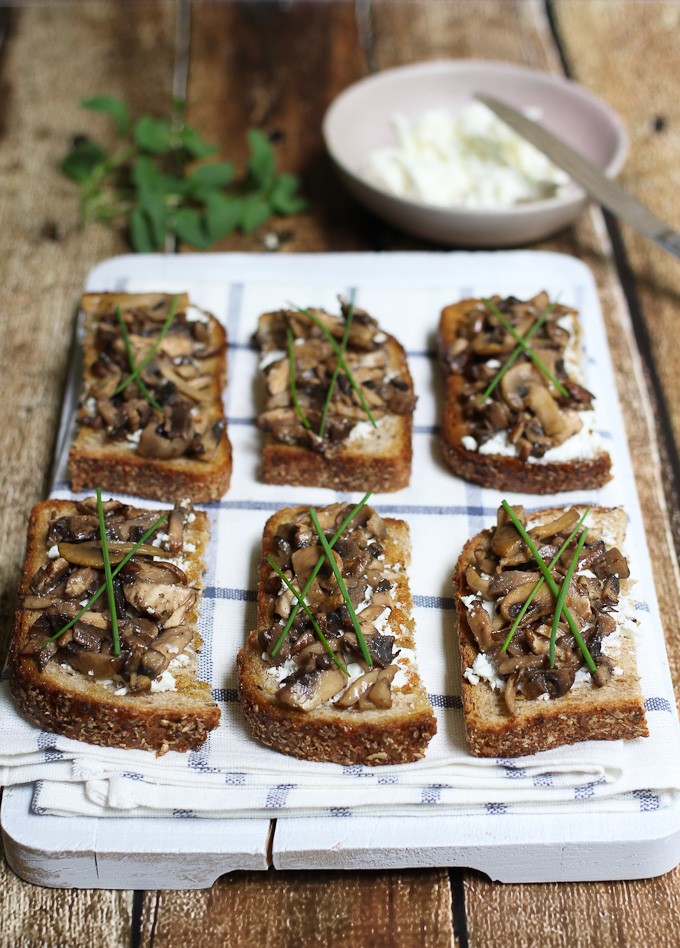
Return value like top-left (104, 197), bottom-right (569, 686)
top-left (2, 251), bottom-right (679, 818)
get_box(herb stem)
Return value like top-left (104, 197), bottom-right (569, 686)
top-left (270, 492), bottom-right (372, 658)
top-left (288, 303), bottom-right (377, 428)
top-left (482, 298), bottom-right (569, 398)
top-left (550, 527), bottom-right (589, 668)
top-left (481, 300), bottom-right (557, 403)
top-left (500, 507), bottom-right (589, 653)
top-left (310, 508), bottom-right (373, 669)
top-left (114, 294), bottom-right (179, 395)
top-left (286, 326), bottom-right (311, 430)
top-left (266, 557), bottom-right (349, 676)
top-left (115, 305), bottom-right (162, 411)
top-left (319, 295), bottom-right (354, 438)
top-left (96, 489), bottom-right (120, 658)
top-left (501, 501), bottom-right (596, 673)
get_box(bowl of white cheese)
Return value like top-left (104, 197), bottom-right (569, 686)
top-left (322, 60), bottom-right (627, 247)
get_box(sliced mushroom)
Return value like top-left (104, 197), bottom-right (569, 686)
top-left (517, 666), bottom-right (575, 700)
top-left (465, 601), bottom-right (495, 652)
top-left (57, 540), bottom-right (170, 568)
top-left (166, 506), bottom-right (186, 553)
top-left (500, 362), bottom-right (537, 411)
top-left (64, 567), bottom-right (100, 600)
top-left (335, 669), bottom-right (381, 708)
top-left (525, 385), bottom-right (566, 437)
top-left (528, 509), bottom-right (579, 542)
top-left (62, 647), bottom-right (124, 680)
top-left (277, 666), bottom-right (348, 711)
top-left (123, 581), bottom-right (197, 628)
top-left (30, 557), bottom-right (70, 595)
top-left (499, 580), bottom-right (554, 622)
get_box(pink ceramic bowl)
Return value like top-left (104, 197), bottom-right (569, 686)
top-left (322, 60), bottom-right (627, 247)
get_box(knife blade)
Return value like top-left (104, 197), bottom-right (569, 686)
top-left (477, 92), bottom-right (680, 261)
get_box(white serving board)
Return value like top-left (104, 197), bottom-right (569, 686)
top-left (3, 251), bottom-right (680, 888)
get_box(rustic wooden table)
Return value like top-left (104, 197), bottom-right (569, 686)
top-left (2, 1), bottom-right (680, 945)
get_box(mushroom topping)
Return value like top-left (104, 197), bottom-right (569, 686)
top-left (278, 666), bottom-right (348, 712)
top-left (123, 581), bottom-right (196, 628)
top-left (31, 557), bottom-right (70, 595)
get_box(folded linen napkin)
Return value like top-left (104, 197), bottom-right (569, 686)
top-left (2, 251), bottom-right (679, 819)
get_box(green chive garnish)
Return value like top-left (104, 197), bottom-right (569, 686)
top-left (114, 294), bottom-right (179, 395)
top-left (319, 295), bottom-right (355, 438)
top-left (286, 325), bottom-right (311, 430)
top-left (287, 302), bottom-right (377, 429)
top-left (41, 511), bottom-right (168, 645)
top-left (96, 488), bottom-right (120, 657)
top-left (501, 501), bottom-right (596, 673)
top-left (500, 507), bottom-right (589, 653)
top-left (482, 298), bottom-right (569, 398)
top-left (310, 508), bottom-right (373, 669)
top-left (114, 304), bottom-right (162, 411)
top-left (481, 300), bottom-right (557, 404)
top-left (549, 527), bottom-right (589, 668)
top-left (270, 492), bottom-right (372, 658)
top-left (266, 556), bottom-right (349, 676)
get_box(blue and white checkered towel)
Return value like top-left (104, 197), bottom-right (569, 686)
top-left (2, 251), bottom-right (679, 819)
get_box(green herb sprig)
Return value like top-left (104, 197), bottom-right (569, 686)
top-left (270, 493), bottom-right (372, 658)
top-left (500, 507), bottom-right (589, 653)
top-left (96, 488), bottom-right (120, 657)
top-left (287, 303), bottom-right (377, 429)
top-left (286, 326), bottom-right (311, 430)
top-left (549, 526), bottom-right (589, 668)
top-left (482, 298), bottom-right (569, 398)
top-left (114, 304), bottom-right (161, 411)
top-left (310, 508), bottom-right (373, 669)
top-left (114, 294), bottom-right (179, 395)
top-left (481, 299), bottom-right (557, 404)
top-left (266, 557), bottom-right (349, 676)
top-left (501, 501), bottom-right (596, 674)
top-left (61, 96), bottom-right (308, 251)
top-left (319, 295), bottom-right (355, 438)
top-left (40, 511), bottom-right (168, 646)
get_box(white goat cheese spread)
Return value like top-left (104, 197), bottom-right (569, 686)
top-left (471, 409), bottom-right (602, 463)
top-left (362, 102), bottom-right (569, 209)
top-left (464, 652), bottom-right (505, 692)
top-left (150, 669), bottom-right (177, 693)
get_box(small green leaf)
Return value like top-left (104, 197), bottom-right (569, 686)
top-left (132, 155), bottom-right (162, 191)
top-left (204, 192), bottom-right (242, 240)
top-left (269, 173), bottom-right (308, 214)
top-left (81, 95), bottom-right (129, 137)
top-left (129, 207), bottom-right (154, 252)
top-left (137, 188), bottom-right (167, 248)
top-left (180, 125), bottom-right (219, 158)
top-left (247, 129), bottom-right (275, 188)
top-left (60, 140), bottom-right (108, 183)
top-left (240, 193), bottom-right (273, 233)
top-left (135, 116), bottom-right (173, 154)
top-left (173, 209), bottom-right (213, 249)
top-left (188, 161), bottom-right (235, 192)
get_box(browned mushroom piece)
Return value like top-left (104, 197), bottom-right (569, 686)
top-left (166, 505), bottom-right (186, 553)
top-left (123, 580), bottom-right (197, 628)
top-left (277, 666), bottom-right (348, 711)
top-left (517, 666), bottom-right (576, 700)
top-left (57, 540), bottom-right (169, 568)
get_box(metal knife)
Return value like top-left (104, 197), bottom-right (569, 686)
top-left (476, 92), bottom-right (680, 261)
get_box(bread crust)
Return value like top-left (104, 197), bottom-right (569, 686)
top-left (68, 292), bottom-right (232, 503)
top-left (438, 299), bottom-right (612, 494)
top-left (237, 505), bottom-right (437, 765)
top-left (454, 505), bottom-right (648, 758)
top-left (258, 313), bottom-right (414, 492)
top-left (9, 499), bottom-right (220, 753)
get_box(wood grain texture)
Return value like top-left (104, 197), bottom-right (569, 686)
top-left (139, 868), bottom-right (455, 947)
top-left (0, 0), bottom-right (176, 941)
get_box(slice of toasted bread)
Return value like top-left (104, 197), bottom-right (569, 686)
top-left (256, 307), bottom-right (414, 492)
top-left (454, 505), bottom-right (647, 758)
top-left (9, 498), bottom-right (220, 753)
top-left (237, 503), bottom-right (436, 765)
top-left (69, 292), bottom-right (231, 503)
top-left (439, 296), bottom-right (612, 493)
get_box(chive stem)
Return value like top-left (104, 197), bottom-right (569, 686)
top-left (41, 511), bottom-right (168, 645)
top-left (501, 501), bottom-right (596, 673)
top-left (481, 300), bottom-right (557, 404)
top-left (319, 295), bottom-right (354, 438)
top-left (286, 325), bottom-right (311, 430)
top-left (550, 527), bottom-right (589, 668)
top-left (114, 294), bottom-right (179, 395)
top-left (96, 489), bottom-right (120, 657)
top-left (114, 304), bottom-right (162, 411)
top-left (266, 557), bottom-right (349, 676)
top-left (482, 298), bottom-right (569, 398)
top-left (287, 302), bottom-right (377, 429)
top-left (500, 507), bottom-right (589, 653)
top-left (310, 508), bottom-right (373, 669)
top-left (270, 492), bottom-right (372, 658)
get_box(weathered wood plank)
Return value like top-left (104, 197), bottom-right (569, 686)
top-left (0, 1), bottom-right (176, 941)
top-left (139, 868), bottom-right (454, 947)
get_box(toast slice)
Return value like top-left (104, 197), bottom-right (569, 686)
top-left (256, 302), bottom-right (415, 492)
top-left (9, 497), bottom-right (220, 753)
top-left (237, 502), bottom-right (436, 765)
top-left (439, 292), bottom-right (612, 493)
top-left (454, 503), bottom-right (647, 757)
top-left (69, 292), bottom-right (231, 503)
